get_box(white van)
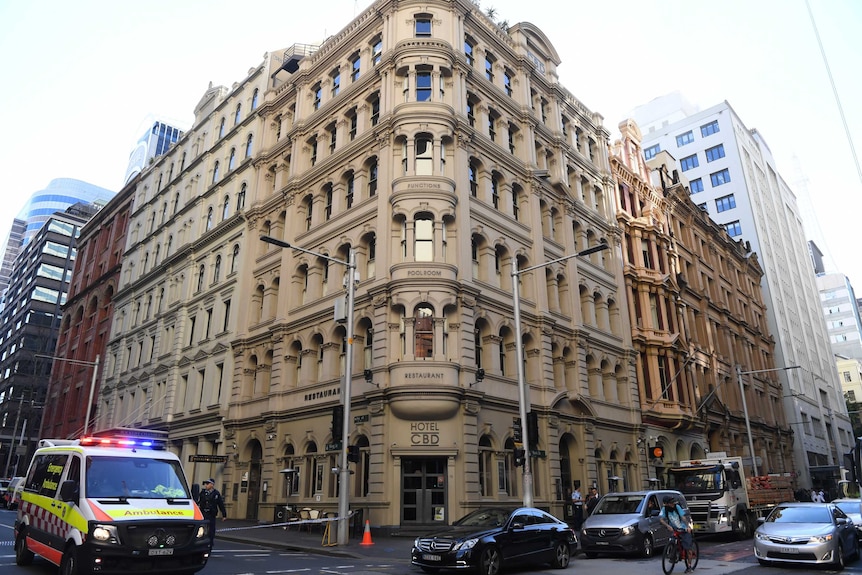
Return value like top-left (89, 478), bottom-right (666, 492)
top-left (14, 428), bottom-right (210, 575)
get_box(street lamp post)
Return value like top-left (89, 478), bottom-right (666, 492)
top-left (512, 243), bottom-right (609, 507)
top-left (36, 354), bottom-right (101, 436)
top-left (261, 236), bottom-right (356, 546)
top-left (735, 364), bottom-right (800, 477)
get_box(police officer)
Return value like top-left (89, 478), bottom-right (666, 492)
top-left (198, 479), bottom-right (227, 546)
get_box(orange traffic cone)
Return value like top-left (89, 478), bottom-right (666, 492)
top-left (360, 519), bottom-right (374, 546)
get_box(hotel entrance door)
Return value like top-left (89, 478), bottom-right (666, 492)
top-left (401, 457), bottom-right (447, 525)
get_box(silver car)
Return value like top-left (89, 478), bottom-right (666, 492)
top-left (833, 498), bottom-right (862, 540)
top-left (754, 502), bottom-right (859, 569)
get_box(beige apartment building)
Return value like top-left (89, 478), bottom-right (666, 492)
top-left (611, 121), bottom-right (794, 484)
top-left (99, 0), bottom-right (639, 528)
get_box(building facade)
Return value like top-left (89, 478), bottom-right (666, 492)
top-left (16, 178), bottom-right (116, 245)
top-left (0, 205), bottom-right (99, 476)
top-left (97, 0), bottom-right (639, 527)
top-left (633, 96), bottom-right (853, 489)
top-left (816, 272), bottom-right (862, 361)
top-left (611, 120), bottom-right (794, 483)
top-left (40, 177), bottom-right (137, 440)
top-left (124, 118), bottom-right (185, 184)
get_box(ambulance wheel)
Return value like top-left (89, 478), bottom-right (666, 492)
top-left (60, 546), bottom-right (79, 575)
top-left (15, 533), bottom-right (34, 566)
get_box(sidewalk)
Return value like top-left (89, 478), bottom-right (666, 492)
top-left (215, 518), bottom-right (415, 559)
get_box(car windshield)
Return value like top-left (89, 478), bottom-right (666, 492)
top-left (86, 456), bottom-right (190, 499)
top-left (453, 508), bottom-right (514, 527)
top-left (592, 495), bottom-right (646, 514)
top-left (834, 502), bottom-right (860, 516)
top-left (767, 506), bottom-right (832, 524)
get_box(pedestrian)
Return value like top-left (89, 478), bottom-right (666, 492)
top-left (811, 488), bottom-right (824, 503)
top-left (585, 486), bottom-right (600, 516)
top-left (571, 483), bottom-right (584, 529)
top-left (198, 479), bottom-right (227, 546)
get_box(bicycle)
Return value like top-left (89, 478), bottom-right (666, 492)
top-left (661, 529), bottom-right (699, 574)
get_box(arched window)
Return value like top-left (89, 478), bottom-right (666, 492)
top-left (345, 173), bottom-right (354, 208)
top-left (324, 186), bottom-right (333, 220)
top-left (251, 88), bottom-right (259, 110)
top-left (228, 148), bottom-right (236, 170)
top-left (213, 255), bottom-right (222, 283)
top-left (212, 161), bottom-right (220, 184)
top-left (222, 195), bottom-right (230, 220)
top-left (234, 103), bottom-right (242, 124)
top-left (415, 216), bottom-right (433, 261)
top-left (368, 160), bottom-right (378, 197)
top-left (173, 192), bottom-right (180, 213)
top-left (415, 305), bottom-right (433, 358)
top-left (416, 135), bottom-right (433, 175)
top-left (245, 133), bottom-right (254, 158)
top-left (218, 117), bottom-right (226, 138)
top-left (469, 160), bottom-right (478, 197)
top-left (491, 173), bottom-right (500, 209)
top-left (197, 264), bottom-right (206, 292)
top-left (167, 235), bottom-right (173, 255)
top-left (231, 244), bottom-right (240, 274)
top-left (237, 184), bottom-right (247, 211)
top-left (304, 194), bottom-right (314, 231)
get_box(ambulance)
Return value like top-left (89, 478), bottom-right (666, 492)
top-left (14, 428), bottom-right (210, 575)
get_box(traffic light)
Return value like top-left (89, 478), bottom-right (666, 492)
top-left (527, 411), bottom-right (539, 450)
top-left (331, 405), bottom-right (344, 439)
top-left (347, 445), bottom-right (360, 463)
top-left (513, 446), bottom-right (526, 467)
top-left (649, 445), bottom-right (664, 460)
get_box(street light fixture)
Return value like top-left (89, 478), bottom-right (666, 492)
top-left (735, 364), bottom-right (800, 477)
top-left (512, 242), bottom-right (609, 507)
top-left (261, 235), bottom-right (357, 546)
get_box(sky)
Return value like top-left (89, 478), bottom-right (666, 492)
top-left (1, 0), bottom-right (860, 285)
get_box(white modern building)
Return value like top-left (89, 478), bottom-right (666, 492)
top-left (632, 94), bottom-right (853, 490)
top-left (816, 272), bottom-right (862, 361)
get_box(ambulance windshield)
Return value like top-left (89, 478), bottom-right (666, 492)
top-left (86, 456), bottom-right (190, 499)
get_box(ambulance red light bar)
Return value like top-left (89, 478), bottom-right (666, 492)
top-left (79, 427), bottom-right (168, 449)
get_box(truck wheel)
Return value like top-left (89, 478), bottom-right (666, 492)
top-left (733, 514), bottom-right (751, 540)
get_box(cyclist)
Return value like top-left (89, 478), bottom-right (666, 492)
top-left (659, 496), bottom-right (695, 573)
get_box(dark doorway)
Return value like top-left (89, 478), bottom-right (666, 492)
top-left (401, 457), bottom-right (447, 525)
top-left (245, 440), bottom-right (263, 520)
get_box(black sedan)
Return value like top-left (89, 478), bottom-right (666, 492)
top-left (411, 507), bottom-right (577, 575)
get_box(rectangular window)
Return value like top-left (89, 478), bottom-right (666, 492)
top-left (715, 194), bottom-right (736, 212)
top-left (724, 220), bottom-right (742, 237)
top-left (701, 120), bottom-right (720, 137)
top-left (689, 178), bottom-right (704, 193)
top-left (415, 18), bottom-right (431, 37)
top-left (680, 154), bottom-right (699, 171)
top-left (705, 144), bottom-right (725, 162)
top-left (331, 69), bottom-right (340, 97)
top-left (416, 72), bottom-right (432, 101)
top-left (465, 39), bottom-right (474, 66)
top-left (644, 144), bottom-right (660, 160)
top-left (710, 168), bottom-right (731, 186)
top-left (312, 84), bottom-right (322, 110)
top-left (676, 131), bottom-right (694, 146)
top-left (485, 55), bottom-right (494, 82)
top-left (350, 55), bottom-right (360, 82)
top-left (372, 39), bottom-right (382, 66)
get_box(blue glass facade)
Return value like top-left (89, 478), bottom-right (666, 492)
top-left (18, 179), bottom-right (116, 244)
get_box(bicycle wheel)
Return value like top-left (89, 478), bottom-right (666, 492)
top-left (662, 542), bottom-right (678, 574)
top-left (687, 539), bottom-right (699, 570)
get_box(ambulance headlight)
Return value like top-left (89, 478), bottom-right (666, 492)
top-left (93, 524), bottom-right (120, 543)
top-left (196, 525), bottom-right (207, 539)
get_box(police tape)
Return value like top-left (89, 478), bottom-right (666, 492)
top-left (217, 510), bottom-right (356, 532)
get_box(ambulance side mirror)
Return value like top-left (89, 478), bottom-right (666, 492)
top-left (59, 480), bottom-right (79, 504)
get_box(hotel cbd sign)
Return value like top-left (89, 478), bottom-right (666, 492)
top-left (411, 421), bottom-right (440, 445)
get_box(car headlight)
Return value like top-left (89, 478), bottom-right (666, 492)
top-left (92, 524), bottom-right (120, 544)
top-left (453, 537), bottom-right (479, 551)
top-left (621, 524), bottom-right (636, 535)
top-left (196, 525), bottom-right (207, 539)
top-left (809, 534), bottom-right (833, 543)
top-left (755, 531), bottom-right (769, 541)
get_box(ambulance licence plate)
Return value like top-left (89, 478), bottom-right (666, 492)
top-left (149, 548), bottom-right (174, 556)
top-left (422, 554), bottom-right (441, 561)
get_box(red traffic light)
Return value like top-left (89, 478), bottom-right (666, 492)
top-left (650, 446), bottom-right (664, 459)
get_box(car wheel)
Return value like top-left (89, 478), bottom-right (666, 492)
top-left (834, 542), bottom-right (846, 570)
top-left (641, 534), bottom-right (654, 558)
top-left (585, 551), bottom-right (599, 559)
top-left (60, 546), bottom-right (79, 575)
top-left (15, 533), bottom-right (34, 566)
top-left (479, 546), bottom-right (501, 575)
top-left (551, 542), bottom-right (570, 569)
